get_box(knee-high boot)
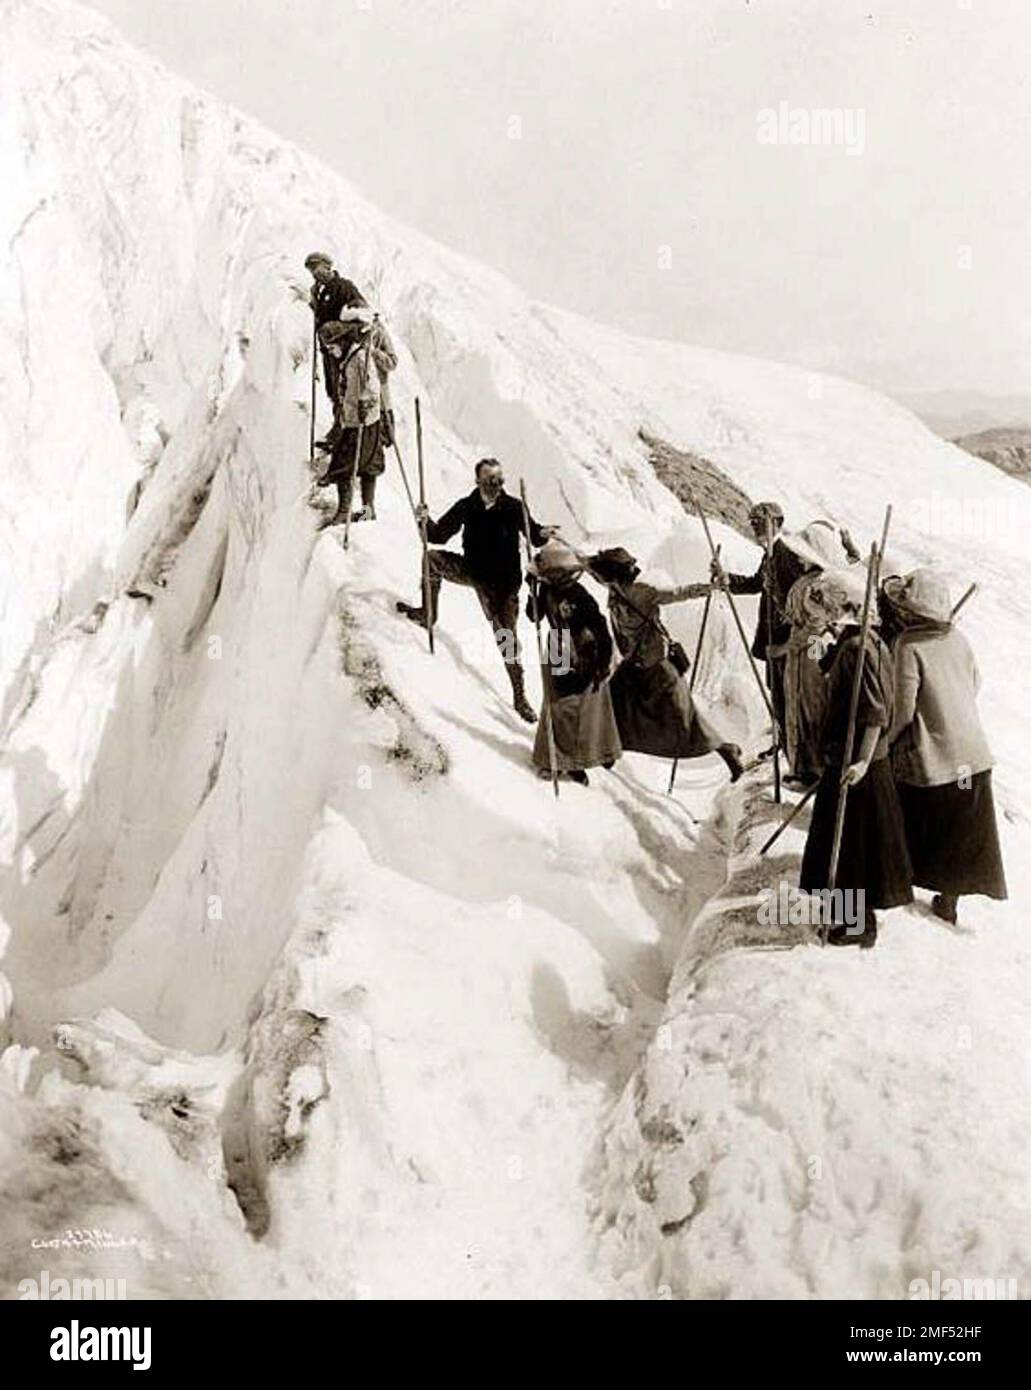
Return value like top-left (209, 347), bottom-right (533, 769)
top-left (506, 661), bottom-right (536, 724)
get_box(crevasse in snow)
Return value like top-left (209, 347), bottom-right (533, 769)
top-left (1, 0), bottom-right (1030, 1300)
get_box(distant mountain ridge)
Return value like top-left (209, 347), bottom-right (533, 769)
top-left (952, 426), bottom-right (1031, 483)
top-left (895, 389), bottom-right (1031, 440)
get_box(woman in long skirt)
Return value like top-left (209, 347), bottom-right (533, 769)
top-left (799, 570), bottom-right (913, 948)
top-left (883, 569), bottom-right (1006, 925)
top-left (529, 540), bottom-right (622, 785)
top-left (770, 570), bottom-right (831, 785)
top-left (586, 548), bottom-right (744, 780)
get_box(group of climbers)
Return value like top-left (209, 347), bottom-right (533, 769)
top-left (301, 252), bottom-right (1006, 947)
top-left (710, 498), bottom-right (1006, 946)
top-left (733, 512), bottom-right (1005, 946)
top-left (395, 489), bottom-right (746, 785)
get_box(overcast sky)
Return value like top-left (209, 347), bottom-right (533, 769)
top-left (90, 0), bottom-right (1031, 397)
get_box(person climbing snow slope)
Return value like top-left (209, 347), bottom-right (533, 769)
top-left (397, 458), bottom-right (559, 723)
top-left (527, 538), bottom-right (621, 785)
top-left (316, 311), bottom-right (397, 525)
top-left (587, 547), bottom-right (744, 782)
top-left (305, 250), bottom-right (368, 434)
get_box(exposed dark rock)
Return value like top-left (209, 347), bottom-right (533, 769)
top-left (639, 428), bottom-right (755, 537)
top-left (953, 427), bottom-right (1031, 484)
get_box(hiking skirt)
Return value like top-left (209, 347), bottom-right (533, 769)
top-left (897, 770), bottom-right (1007, 899)
top-left (533, 682), bottom-right (622, 773)
top-left (784, 645), bottom-right (827, 780)
top-left (609, 657), bottom-right (724, 759)
top-left (800, 755), bottom-right (913, 909)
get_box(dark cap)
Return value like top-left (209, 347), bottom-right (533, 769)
top-left (748, 501), bottom-right (784, 527)
top-left (319, 319), bottom-right (360, 346)
top-left (588, 547), bottom-right (640, 583)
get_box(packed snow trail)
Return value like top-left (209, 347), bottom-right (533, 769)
top-left (2, 0), bottom-right (1031, 1300)
top-left (597, 773), bottom-right (1031, 1299)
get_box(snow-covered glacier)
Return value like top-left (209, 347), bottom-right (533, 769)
top-left (2, 0), bottom-right (1030, 1300)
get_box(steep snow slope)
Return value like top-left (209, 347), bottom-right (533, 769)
top-left (1, 0), bottom-right (1029, 1300)
top-left (0, 0), bottom-right (748, 1300)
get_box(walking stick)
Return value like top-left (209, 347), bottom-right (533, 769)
top-left (690, 545), bottom-right (720, 696)
top-left (951, 583), bottom-right (977, 619)
top-left (879, 579), bottom-right (973, 627)
top-left (342, 319), bottom-right (378, 551)
top-left (823, 504), bottom-right (892, 944)
top-left (877, 503), bottom-right (893, 570)
top-left (520, 478), bottom-right (559, 799)
top-left (763, 517), bottom-right (783, 804)
top-left (390, 432), bottom-right (434, 654)
top-left (758, 780), bottom-right (818, 856)
top-left (392, 438), bottom-right (419, 519)
top-left (686, 486), bottom-right (779, 728)
top-left (668, 544), bottom-right (720, 795)
top-left (414, 399), bottom-right (435, 655)
top-left (309, 315), bottom-right (318, 464)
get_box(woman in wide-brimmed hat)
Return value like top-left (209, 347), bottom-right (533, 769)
top-left (528, 540), bottom-right (622, 785)
top-left (799, 569), bottom-right (912, 948)
top-left (771, 570), bottom-right (832, 784)
top-left (883, 569), bottom-right (1006, 925)
top-left (720, 509), bottom-right (861, 747)
top-left (586, 547), bottom-right (744, 781)
top-left (770, 520), bottom-right (864, 784)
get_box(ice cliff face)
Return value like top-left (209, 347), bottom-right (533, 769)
top-left (2, 0), bottom-right (1031, 1300)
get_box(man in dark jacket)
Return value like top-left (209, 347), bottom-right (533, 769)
top-left (718, 501), bottom-right (795, 733)
top-left (305, 252), bottom-right (368, 432)
top-left (721, 502), bottom-right (788, 658)
top-left (397, 458), bottom-right (556, 723)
